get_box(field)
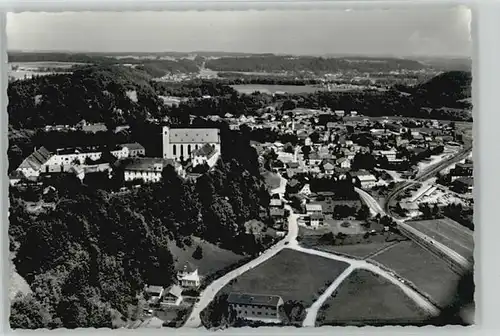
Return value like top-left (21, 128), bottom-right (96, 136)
top-left (371, 241), bottom-right (462, 307)
top-left (317, 269), bottom-right (431, 326)
top-left (168, 236), bottom-right (245, 276)
top-left (231, 84), bottom-right (325, 95)
top-left (406, 218), bottom-right (474, 260)
top-left (261, 171), bottom-right (282, 190)
top-left (298, 224), bottom-right (409, 259)
top-left (217, 248), bottom-right (349, 307)
top-left (312, 241), bottom-right (401, 259)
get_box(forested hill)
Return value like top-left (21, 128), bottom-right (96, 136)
top-left (413, 70), bottom-right (472, 106)
top-left (205, 55), bottom-right (426, 73)
top-left (9, 126), bottom-right (273, 329)
top-left (8, 65), bottom-right (164, 129)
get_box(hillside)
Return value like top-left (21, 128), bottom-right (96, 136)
top-left (168, 237), bottom-right (244, 276)
top-left (7, 65), bottom-right (163, 129)
top-left (206, 55), bottom-right (425, 74)
top-left (413, 71), bottom-right (472, 109)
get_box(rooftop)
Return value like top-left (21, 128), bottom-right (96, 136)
top-left (305, 203), bottom-right (322, 211)
top-left (167, 127), bottom-right (220, 144)
top-left (123, 157), bottom-right (176, 172)
top-left (192, 143), bottom-right (217, 158)
top-left (18, 146), bottom-right (52, 171)
top-left (120, 142), bottom-right (145, 151)
top-left (227, 292), bottom-right (283, 307)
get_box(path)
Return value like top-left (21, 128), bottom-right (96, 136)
top-left (354, 187), bottom-right (471, 270)
top-left (294, 245), bottom-right (440, 327)
top-left (183, 199), bottom-right (298, 328)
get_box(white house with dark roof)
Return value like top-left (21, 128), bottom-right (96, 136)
top-left (162, 126), bottom-right (221, 161)
top-left (227, 293), bottom-right (284, 323)
top-left (177, 263), bottom-right (201, 289)
top-left (123, 157), bottom-right (184, 183)
top-left (16, 146), bottom-right (52, 178)
top-left (119, 143), bottom-right (145, 158)
top-left (191, 143), bottom-right (220, 168)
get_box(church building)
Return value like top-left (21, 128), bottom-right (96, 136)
top-left (162, 126), bottom-right (221, 161)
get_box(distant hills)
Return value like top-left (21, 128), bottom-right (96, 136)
top-left (9, 51), bottom-right (471, 72)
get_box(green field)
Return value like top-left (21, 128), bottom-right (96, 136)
top-left (217, 248), bottom-right (349, 307)
top-left (231, 84), bottom-right (325, 95)
top-left (317, 269), bottom-right (431, 326)
top-left (406, 218), bottom-right (474, 260)
top-left (168, 237), bottom-right (245, 276)
top-left (371, 241), bottom-right (462, 307)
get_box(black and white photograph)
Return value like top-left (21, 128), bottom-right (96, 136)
top-left (6, 5), bottom-right (474, 330)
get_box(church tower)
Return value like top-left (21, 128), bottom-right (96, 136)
top-left (162, 126), bottom-right (171, 159)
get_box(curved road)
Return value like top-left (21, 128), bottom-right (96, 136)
top-left (384, 147), bottom-right (472, 215)
top-left (355, 187), bottom-right (471, 270)
top-left (183, 202), bottom-right (299, 328)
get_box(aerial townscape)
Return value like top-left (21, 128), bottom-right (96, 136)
top-left (8, 10), bottom-right (474, 330)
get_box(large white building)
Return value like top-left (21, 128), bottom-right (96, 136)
top-left (162, 126), bottom-right (221, 161)
top-left (123, 157), bottom-right (184, 183)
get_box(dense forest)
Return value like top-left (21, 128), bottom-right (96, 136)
top-left (9, 125), bottom-right (273, 329)
top-left (205, 55), bottom-right (426, 74)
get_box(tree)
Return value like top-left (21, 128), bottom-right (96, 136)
top-left (281, 300), bottom-right (306, 324)
top-left (356, 205), bottom-right (370, 220)
top-left (192, 246), bottom-right (203, 260)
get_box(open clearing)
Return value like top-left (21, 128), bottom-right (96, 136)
top-left (317, 269), bottom-right (430, 326)
top-left (231, 84), bottom-right (325, 94)
top-left (261, 171), bottom-right (282, 190)
top-left (371, 241), bottom-right (461, 307)
top-left (217, 248), bottom-right (349, 307)
top-left (406, 218), bottom-right (474, 260)
top-left (168, 236), bottom-right (244, 276)
top-left (298, 226), bottom-right (409, 259)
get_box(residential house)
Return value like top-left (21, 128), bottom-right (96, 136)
top-left (162, 285), bottom-right (183, 306)
top-left (454, 176), bottom-right (474, 194)
top-left (227, 293), bottom-right (284, 323)
top-left (145, 285), bottom-right (164, 304)
top-left (8, 170), bottom-right (25, 186)
top-left (191, 143), bottom-right (220, 168)
top-left (81, 122), bottom-right (108, 133)
top-left (323, 161), bottom-right (335, 175)
top-left (119, 143), bottom-right (146, 157)
top-left (308, 152), bottom-right (323, 166)
top-left (305, 203), bottom-right (323, 216)
top-left (352, 173), bottom-right (378, 189)
top-left (298, 183), bottom-right (312, 196)
top-left (270, 207), bottom-right (286, 228)
top-left (379, 150), bottom-right (397, 162)
top-left (334, 110), bottom-right (345, 117)
top-left (336, 157), bottom-right (351, 169)
top-left (399, 202), bottom-right (420, 217)
top-left (177, 263), bottom-right (201, 289)
top-left (309, 213), bottom-right (325, 229)
top-left (16, 146), bottom-right (52, 178)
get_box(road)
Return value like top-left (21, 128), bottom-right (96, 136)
top-left (383, 146), bottom-right (472, 215)
top-left (355, 187), bottom-right (471, 270)
top-left (183, 174), bottom-right (439, 329)
top-left (296, 245), bottom-right (440, 327)
top-left (183, 199), bottom-right (298, 328)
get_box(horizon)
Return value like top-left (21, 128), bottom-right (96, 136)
top-left (7, 49), bottom-right (472, 61)
top-left (7, 8), bottom-right (472, 58)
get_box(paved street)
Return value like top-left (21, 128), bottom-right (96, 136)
top-left (183, 185), bottom-right (298, 328)
top-left (354, 187), bottom-right (471, 270)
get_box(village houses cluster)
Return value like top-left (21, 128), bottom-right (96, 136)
top-left (9, 123), bottom-right (222, 188)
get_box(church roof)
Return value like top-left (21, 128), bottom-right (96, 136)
top-left (168, 128), bottom-right (220, 144)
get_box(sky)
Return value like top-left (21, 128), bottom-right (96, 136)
top-left (6, 7), bottom-right (472, 58)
